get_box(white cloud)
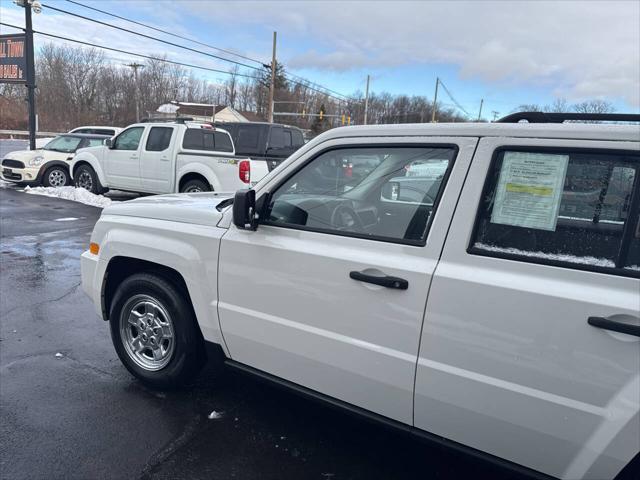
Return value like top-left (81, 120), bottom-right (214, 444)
top-left (2, 1), bottom-right (638, 107)
top-left (178, 0), bottom-right (640, 106)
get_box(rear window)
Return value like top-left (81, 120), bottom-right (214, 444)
top-left (182, 129), bottom-right (233, 153)
top-left (470, 148), bottom-right (639, 276)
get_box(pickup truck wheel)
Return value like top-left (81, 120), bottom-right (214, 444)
top-left (42, 166), bottom-right (69, 187)
top-left (109, 273), bottom-right (206, 388)
top-left (180, 179), bottom-right (210, 193)
top-left (74, 164), bottom-right (105, 194)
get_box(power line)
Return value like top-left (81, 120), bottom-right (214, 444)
top-left (0, 22), bottom-right (260, 79)
top-left (437, 79), bottom-right (470, 117)
top-left (65, 0), bottom-right (265, 67)
top-left (55, 1), bottom-right (352, 102)
top-left (41, 3), bottom-right (262, 71)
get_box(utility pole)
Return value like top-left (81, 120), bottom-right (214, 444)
top-left (491, 110), bottom-right (500, 122)
top-left (363, 74), bottom-right (370, 125)
top-left (268, 31), bottom-right (277, 123)
top-left (126, 62), bottom-right (144, 123)
top-left (22, 0), bottom-right (37, 150)
top-left (477, 98), bottom-right (484, 121)
top-left (431, 77), bottom-right (439, 123)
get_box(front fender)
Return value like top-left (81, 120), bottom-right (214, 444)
top-left (176, 162), bottom-right (221, 191)
top-left (89, 215), bottom-right (229, 354)
top-left (70, 151), bottom-right (107, 186)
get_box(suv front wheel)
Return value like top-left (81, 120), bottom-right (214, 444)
top-left (109, 273), bottom-right (207, 388)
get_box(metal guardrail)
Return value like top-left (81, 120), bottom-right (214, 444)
top-left (0, 129), bottom-right (63, 137)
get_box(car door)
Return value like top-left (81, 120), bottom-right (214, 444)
top-left (218, 136), bottom-right (478, 424)
top-left (140, 126), bottom-right (175, 193)
top-left (104, 126), bottom-right (144, 190)
top-left (414, 137), bottom-right (640, 479)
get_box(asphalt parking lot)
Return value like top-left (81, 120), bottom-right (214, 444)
top-left (0, 180), bottom-right (519, 480)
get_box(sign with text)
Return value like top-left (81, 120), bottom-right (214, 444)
top-left (491, 151), bottom-right (569, 231)
top-left (0, 34), bottom-right (27, 84)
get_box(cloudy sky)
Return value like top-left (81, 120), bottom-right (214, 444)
top-left (1, 0), bottom-right (638, 117)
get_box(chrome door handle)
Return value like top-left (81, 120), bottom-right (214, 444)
top-left (588, 316), bottom-right (640, 337)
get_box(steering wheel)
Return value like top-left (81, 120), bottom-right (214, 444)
top-left (330, 204), bottom-right (364, 232)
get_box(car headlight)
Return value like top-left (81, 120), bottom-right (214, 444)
top-left (29, 155), bottom-right (45, 167)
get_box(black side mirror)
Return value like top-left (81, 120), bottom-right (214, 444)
top-left (105, 138), bottom-right (114, 148)
top-left (233, 189), bottom-right (257, 230)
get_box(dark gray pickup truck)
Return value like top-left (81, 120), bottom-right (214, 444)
top-left (216, 122), bottom-right (305, 171)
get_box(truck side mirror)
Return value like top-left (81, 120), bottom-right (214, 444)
top-left (105, 138), bottom-right (114, 148)
top-left (233, 189), bottom-right (258, 230)
top-left (381, 181), bottom-right (401, 201)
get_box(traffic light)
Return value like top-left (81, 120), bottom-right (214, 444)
top-left (319, 110), bottom-right (323, 121)
top-left (341, 114), bottom-right (345, 125)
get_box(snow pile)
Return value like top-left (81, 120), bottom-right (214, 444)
top-left (24, 186), bottom-right (115, 208)
top-left (474, 243), bottom-right (616, 268)
top-left (207, 410), bottom-right (223, 420)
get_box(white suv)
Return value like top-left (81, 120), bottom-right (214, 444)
top-left (80, 113), bottom-right (640, 480)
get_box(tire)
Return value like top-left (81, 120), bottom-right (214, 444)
top-left (180, 179), bottom-right (211, 193)
top-left (42, 165), bottom-right (70, 188)
top-left (109, 272), bottom-right (207, 389)
top-left (74, 164), bottom-right (106, 194)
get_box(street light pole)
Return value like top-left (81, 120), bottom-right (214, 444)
top-left (23, 1), bottom-right (37, 150)
top-left (126, 63), bottom-right (144, 122)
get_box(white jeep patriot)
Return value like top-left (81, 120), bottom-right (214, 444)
top-left (81, 113), bottom-right (640, 480)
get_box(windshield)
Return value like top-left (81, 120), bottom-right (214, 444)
top-left (44, 136), bottom-right (84, 153)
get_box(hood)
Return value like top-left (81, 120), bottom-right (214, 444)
top-left (3, 148), bottom-right (73, 162)
top-left (102, 192), bottom-right (234, 228)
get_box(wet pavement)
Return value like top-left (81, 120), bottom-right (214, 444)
top-left (0, 186), bottom-right (519, 480)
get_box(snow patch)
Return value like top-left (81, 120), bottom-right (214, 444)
top-left (55, 352), bottom-right (64, 358)
top-left (208, 410), bottom-right (223, 420)
top-left (474, 243), bottom-right (615, 268)
top-left (24, 186), bottom-right (115, 208)
top-left (54, 217), bottom-right (79, 222)
top-left (625, 265), bottom-right (640, 271)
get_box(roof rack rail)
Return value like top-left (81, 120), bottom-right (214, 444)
top-left (498, 112), bottom-right (640, 123)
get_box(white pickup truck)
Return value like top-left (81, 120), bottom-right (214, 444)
top-left (70, 121), bottom-right (268, 194)
top-left (81, 113), bottom-right (640, 480)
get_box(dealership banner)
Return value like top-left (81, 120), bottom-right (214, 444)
top-left (0, 34), bottom-right (27, 84)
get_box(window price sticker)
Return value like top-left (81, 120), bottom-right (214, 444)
top-left (491, 151), bottom-right (569, 231)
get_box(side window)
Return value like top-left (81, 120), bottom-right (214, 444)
top-left (471, 149), bottom-right (639, 275)
top-left (265, 146), bottom-right (456, 244)
top-left (292, 129), bottom-right (304, 148)
top-left (269, 128), bottom-right (285, 149)
top-left (114, 127), bottom-right (144, 151)
top-left (145, 127), bottom-right (174, 152)
top-left (214, 132), bottom-right (234, 152)
top-left (283, 129), bottom-right (293, 148)
top-left (237, 126), bottom-right (260, 152)
top-left (87, 138), bottom-right (106, 147)
top-left (624, 213), bottom-right (640, 271)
